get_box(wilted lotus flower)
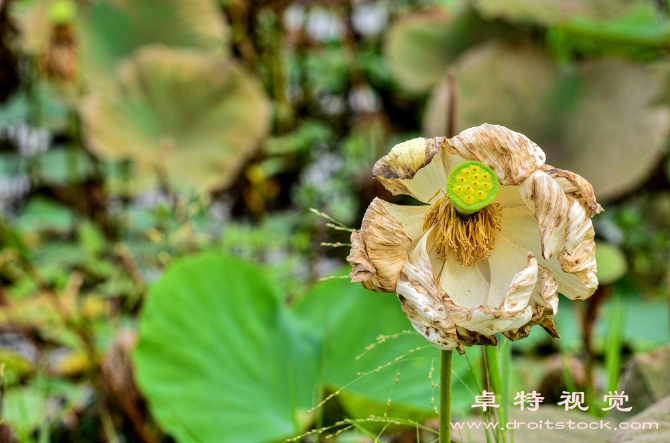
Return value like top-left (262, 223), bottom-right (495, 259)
top-left (347, 124), bottom-right (601, 353)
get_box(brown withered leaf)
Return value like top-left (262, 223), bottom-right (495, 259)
top-left (425, 41), bottom-right (670, 201)
top-left (79, 0), bottom-right (229, 88)
top-left (384, 5), bottom-right (518, 93)
top-left (82, 46), bottom-right (270, 191)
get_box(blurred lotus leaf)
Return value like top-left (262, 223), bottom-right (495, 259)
top-left (384, 5), bottom-right (517, 93)
top-left (611, 394), bottom-right (670, 442)
top-left (474, 0), bottom-right (670, 57)
top-left (79, 0), bottom-right (229, 86)
top-left (82, 46), bottom-right (270, 190)
top-left (135, 253), bottom-right (478, 443)
top-left (425, 41), bottom-right (670, 200)
top-left (595, 241), bottom-right (628, 285)
top-left (617, 343), bottom-right (670, 418)
top-left (473, 0), bottom-right (642, 26)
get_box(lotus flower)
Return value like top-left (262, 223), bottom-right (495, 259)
top-left (347, 124), bottom-right (601, 353)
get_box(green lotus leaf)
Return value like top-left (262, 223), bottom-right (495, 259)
top-left (79, 0), bottom-right (229, 87)
top-left (384, 5), bottom-right (518, 93)
top-left (134, 253), bottom-right (479, 443)
top-left (424, 41), bottom-right (670, 200)
top-left (291, 274), bottom-right (479, 422)
top-left (82, 46), bottom-right (270, 190)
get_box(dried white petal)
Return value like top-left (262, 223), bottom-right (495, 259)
top-left (557, 198), bottom-right (598, 299)
top-left (396, 228), bottom-right (462, 352)
top-left (504, 266), bottom-right (560, 341)
top-left (440, 249), bottom-right (490, 309)
top-left (519, 169), bottom-right (570, 260)
top-left (373, 137), bottom-right (464, 203)
top-left (541, 164), bottom-right (603, 217)
top-left (487, 235), bottom-right (537, 311)
top-left (380, 200), bottom-right (430, 245)
top-left (444, 124), bottom-right (545, 186)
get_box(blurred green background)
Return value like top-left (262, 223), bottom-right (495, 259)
top-left (0, 0), bottom-right (670, 441)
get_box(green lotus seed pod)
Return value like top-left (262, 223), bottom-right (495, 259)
top-left (446, 161), bottom-right (499, 216)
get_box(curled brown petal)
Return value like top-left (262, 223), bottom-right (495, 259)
top-left (558, 198), bottom-right (598, 300)
top-left (519, 169), bottom-right (570, 260)
top-left (541, 164), bottom-right (603, 218)
top-left (396, 228), bottom-right (463, 352)
top-left (372, 137), bottom-right (449, 202)
top-left (456, 327), bottom-right (497, 347)
top-left (504, 266), bottom-right (560, 341)
top-left (444, 124), bottom-right (545, 186)
top-left (346, 198), bottom-right (412, 293)
top-left (347, 231), bottom-right (376, 283)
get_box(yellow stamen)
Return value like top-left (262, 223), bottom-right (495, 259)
top-left (423, 194), bottom-right (502, 266)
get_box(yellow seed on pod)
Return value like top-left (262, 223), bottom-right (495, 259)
top-left (470, 165), bottom-right (480, 173)
top-left (464, 186), bottom-right (473, 194)
top-left (472, 174), bottom-right (481, 181)
top-left (457, 176), bottom-right (466, 184)
top-left (482, 182), bottom-right (492, 191)
top-left (464, 195), bottom-right (474, 204)
top-left (453, 186), bottom-right (463, 195)
top-left (472, 181), bottom-right (481, 188)
top-left (475, 190), bottom-right (487, 200)
top-left (462, 169), bottom-right (471, 177)
top-left (482, 173), bottom-right (491, 180)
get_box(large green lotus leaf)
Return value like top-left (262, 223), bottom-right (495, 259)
top-left (79, 0), bottom-right (229, 87)
top-left (424, 41), bottom-right (670, 200)
top-left (82, 46), bottom-right (269, 190)
top-left (293, 278), bottom-right (480, 419)
top-left (134, 254), bottom-right (480, 442)
top-left (384, 5), bottom-right (518, 93)
top-left (134, 253), bottom-right (319, 443)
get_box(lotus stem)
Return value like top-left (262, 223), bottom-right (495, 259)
top-left (439, 349), bottom-right (453, 443)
